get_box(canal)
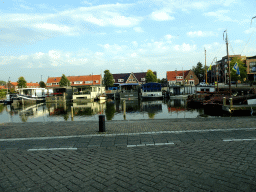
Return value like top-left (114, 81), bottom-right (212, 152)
top-left (0, 98), bottom-right (246, 123)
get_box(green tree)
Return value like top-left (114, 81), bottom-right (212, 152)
top-left (192, 62), bottom-right (205, 82)
top-left (103, 70), bottom-right (114, 89)
top-left (145, 69), bottom-right (157, 83)
top-left (39, 81), bottom-right (46, 88)
top-left (17, 76), bottom-right (27, 88)
top-left (0, 89), bottom-right (7, 99)
top-left (0, 81), bottom-right (6, 86)
top-left (230, 57), bottom-right (247, 82)
top-left (59, 74), bottom-right (70, 87)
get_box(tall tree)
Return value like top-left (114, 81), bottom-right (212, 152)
top-left (17, 76), bottom-right (27, 88)
top-left (145, 69), bottom-right (157, 83)
top-left (230, 57), bottom-right (247, 82)
top-left (192, 62), bottom-right (204, 82)
top-left (59, 74), bottom-right (70, 87)
top-left (103, 70), bottom-right (114, 89)
top-left (39, 81), bottom-right (46, 88)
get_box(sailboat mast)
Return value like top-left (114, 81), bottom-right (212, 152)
top-left (205, 49), bottom-right (207, 84)
top-left (225, 32), bottom-right (231, 95)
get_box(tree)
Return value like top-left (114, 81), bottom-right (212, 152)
top-left (59, 74), bottom-right (70, 87)
top-left (192, 62), bottom-right (204, 82)
top-left (0, 81), bottom-right (6, 86)
top-left (39, 81), bottom-right (46, 88)
top-left (230, 57), bottom-right (247, 82)
top-left (103, 70), bottom-right (114, 89)
top-left (145, 69), bottom-right (157, 83)
top-left (17, 76), bottom-right (27, 88)
top-left (0, 89), bottom-right (7, 99)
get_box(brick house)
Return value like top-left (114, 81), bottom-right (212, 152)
top-left (46, 75), bottom-right (101, 87)
top-left (112, 72), bottom-right (157, 85)
top-left (166, 70), bottom-right (199, 86)
top-left (246, 55), bottom-right (256, 81)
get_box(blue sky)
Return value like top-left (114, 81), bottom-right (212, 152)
top-left (1, 0), bottom-right (256, 83)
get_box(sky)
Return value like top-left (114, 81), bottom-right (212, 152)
top-left (1, 0), bottom-right (256, 83)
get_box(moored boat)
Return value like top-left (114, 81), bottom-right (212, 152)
top-left (141, 83), bottom-right (163, 100)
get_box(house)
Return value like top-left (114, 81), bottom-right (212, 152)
top-left (6, 82), bottom-right (40, 91)
top-left (46, 75), bottom-right (101, 87)
top-left (112, 72), bottom-right (157, 85)
top-left (0, 86), bottom-right (7, 90)
top-left (246, 55), bottom-right (256, 81)
top-left (166, 70), bottom-right (199, 86)
top-left (46, 75), bottom-right (104, 102)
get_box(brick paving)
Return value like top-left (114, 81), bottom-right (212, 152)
top-left (0, 118), bottom-right (256, 191)
top-left (1, 117), bottom-right (256, 139)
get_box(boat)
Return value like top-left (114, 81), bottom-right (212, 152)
top-left (11, 88), bottom-right (47, 105)
top-left (4, 94), bottom-right (18, 105)
top-left (141, 83), bottom-right (163, 100)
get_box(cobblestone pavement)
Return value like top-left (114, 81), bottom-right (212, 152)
top-left (0, 118), bottom-right (256, 191)
top-left (1, 117), bottom-right (256, 139)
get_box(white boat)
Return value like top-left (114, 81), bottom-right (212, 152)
top-left (17, 88), bottom-right (46, 102)
top-left (141, 83), bottom-right (163, 100)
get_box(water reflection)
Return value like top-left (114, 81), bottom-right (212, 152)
top-left (0, 99), bottom-right (219, 123)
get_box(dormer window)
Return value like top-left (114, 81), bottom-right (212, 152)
top-left (141, 78), bottom-right (145, 81)
top-left (118, 79), bottom-right (124, 82)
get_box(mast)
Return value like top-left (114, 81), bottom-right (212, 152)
top-left (224, 30), bottom-right (231, 95)
top-left (205, 49), bottom-right (207, 84)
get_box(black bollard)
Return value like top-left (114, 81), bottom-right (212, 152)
top-left (99, 115), bottom-right (105, 132)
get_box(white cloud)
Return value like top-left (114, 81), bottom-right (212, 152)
top-left (132, 41), bottom-right (138, 47)
top-left (151, 11), bottom-right (174, 21)
top-left (173, 43), bottom-right (196, 52)
top-left (133, 27), bottom-right (144, 33)
top-left (204, 10), bottom-right (235, 22)
top-left (244, 27), bottom-right (256, 34)
top-left (187, 31), bottom-right (217, 37)
top-left (165, 35), bottom-right (175, 39)
top-left (131, 53), bottom-right (137, 57)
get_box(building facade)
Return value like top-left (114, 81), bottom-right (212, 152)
top-left (166, 70), bottom-right (199, 86)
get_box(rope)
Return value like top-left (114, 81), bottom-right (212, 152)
top-left (241, 27), bottom-right (256, 54)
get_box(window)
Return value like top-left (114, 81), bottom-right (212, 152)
top-left (84, 81), bottom-right (93, 84)
top-left (118, 79), bottom-right (124, 82)
top-left (46, 83), bottom-right (52, 86)
top-left (74, 81), bottom-right (83, 84)
top-left (190, 75), bottom-right (193, 79)
top-left (129, 79), bottom-right (133, 82)
top-left (95, 80), bottom-right (99, 83)
top-left (141, 78), bottom-right (145, 81)
top-left (52, 83), bottom-right (59, 85)
top-left (176, 76), bottom-right (183, 79)
top-left (249, 62), bottom-right (256, 73)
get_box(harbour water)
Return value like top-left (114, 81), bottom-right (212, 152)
top-left (0, 99), bottom-right (211, 123)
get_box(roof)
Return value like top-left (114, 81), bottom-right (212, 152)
top-left (10, 82), bottom-right (18, 86)
top-left (27, 83), bottom-right (39, 87)
top-left (46, 75), bottom-right (101, 87)
top-left (0, 86), bottom-right (7, 89)
top-left (112, 72), bottom-right (157, 83)
top-left (166, 70), bottom-right (190, 81)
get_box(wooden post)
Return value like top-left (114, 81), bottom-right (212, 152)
top-left (123, 100), bottom-right (126, 119)
top-left (223, 97), bottom-right (226, 106)
top-left (71, 106), bottom-right (74, 119)
top-left (241, 91), bottom-right (244, 96)
top-left (229, 98), bottom-right (233, 108)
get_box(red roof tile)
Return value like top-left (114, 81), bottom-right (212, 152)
top-left (166, 70), bottom-right (190, 81)
top-left (46, 75), bottom-right (102, 87)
